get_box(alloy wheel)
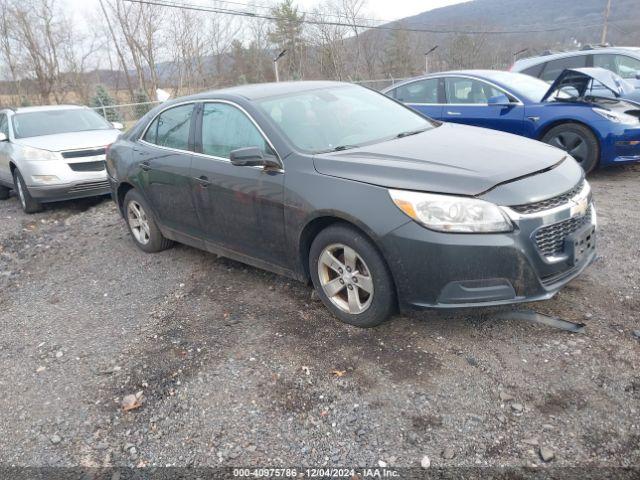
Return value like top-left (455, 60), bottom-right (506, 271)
top-left (16, 177), bottom-right (26, 209)
top-left (127, 201), bottom-right (151, 245)
top-left (317, 243), bottom-right (374, 314)
top-left (548, 131), bottom-right (588, 164)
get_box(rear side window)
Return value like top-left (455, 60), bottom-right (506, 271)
top-left (540, 55), bottom-right (588, 82)
top-left (143, 104), bottom-right (194, 150)
top-left (201, 103), bottom-right (271, 159)
top-left (521, 63), bottom-right (545, 78)
top-left (390, 79), bottom-right (440, 104)
top-left (594, 54), bottom-right (640, 80)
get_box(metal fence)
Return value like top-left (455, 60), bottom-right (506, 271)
top-left (90, 78), bottom-right (411, 126)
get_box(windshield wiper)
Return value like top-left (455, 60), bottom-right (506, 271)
top-left (396, 128), bottom-right (429, 139)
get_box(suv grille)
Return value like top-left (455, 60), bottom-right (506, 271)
top-left (61, 148), bottom-right (106, 159)
top-left (68, 161), bottom-right (106, 172)
top-left (535, 208), bottom-right (592, 258)
top-left (68, 180), bottom-right (110, 193)
top-left (511, 181), bottom-right (585, 214)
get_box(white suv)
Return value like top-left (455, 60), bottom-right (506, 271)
top-left (0, 105), bottom-right (122, 213)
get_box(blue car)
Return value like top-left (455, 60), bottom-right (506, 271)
top-left (383, 68), bottom-right (640, 172)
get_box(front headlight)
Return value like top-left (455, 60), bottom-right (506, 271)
top-left (389, 189), bottom-right (513, 233)
top-left (19, 145), bottom-right (60, 161)
top-left (593, 107), bottom-right (639, 124)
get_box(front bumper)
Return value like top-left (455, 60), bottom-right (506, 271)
top-left (382, 199), bottom-right (597, 310)
top-left (20, 156), bottom-right (110, 202)
top-left (600, 124), bottom-right (640, 165)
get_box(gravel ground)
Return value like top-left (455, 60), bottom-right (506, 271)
top-left (0, 165), bottom-right (639, 475)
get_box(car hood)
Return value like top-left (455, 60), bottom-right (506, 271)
top-left (541, 67), bottom-right (635, 102)
top-left (313, 123), bottom-right (566, 196)
top-left (13, 129), bottom-right (121, 152)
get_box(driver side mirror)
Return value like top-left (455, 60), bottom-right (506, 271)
top-left (230, 147), bottom-right (280, 169)
top-left (0, 132), bottom-right (7, 142)
top-left (487, 94), bottom-right (512, 107)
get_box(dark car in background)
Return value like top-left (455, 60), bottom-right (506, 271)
top-left (106, 81), bottom-right (596, 327)
top-left (384, 68), bottom-right (640, 173)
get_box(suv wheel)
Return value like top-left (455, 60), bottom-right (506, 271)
top-left (13, 169), bottom-right (43, 214)
top-left (0, 184), bottom-right (9, 200)
top-left (123, 189), bottom-right (173, 253)
top-left (309, 224), bottom-right (396, 328)
top-left (541, 123), bottom-right (599, 173)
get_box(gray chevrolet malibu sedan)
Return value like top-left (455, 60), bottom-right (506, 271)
top-left (107, 81), bottom-right (596, 327)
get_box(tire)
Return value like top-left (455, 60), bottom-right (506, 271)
top-left (123, 189), bottom-right (173, 253)
top-left (541, 123), bottom-right (599, 174)
top-left (13, 169), bottom-right (43, 214)
top-left (309, 224), bottom-right (396, 328)
top-left (0, 184), bottom-right (9, 200)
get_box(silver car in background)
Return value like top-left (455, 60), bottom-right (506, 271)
top-left (0, 105), bottom-right (122, 213)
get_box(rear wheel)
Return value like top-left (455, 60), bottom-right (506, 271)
top-left (541, 123), bottom-right (599, 173)
top-left (0, 185), bottom-right (9, 200)
top-left (309, 224), bottom-right (396, 328)
top-left (123, 189), bottom-right (173, 253)
top-left (13, 169), bottom-right (43, 214)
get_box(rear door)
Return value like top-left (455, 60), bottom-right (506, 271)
top-left (387, 78), bottom-right (444, 119)
top-left (443, 76), bottom-right (526, 135)
top-left (593, 53), bottom-right (640, 95)
top-left (137, 103), bottom-right (201, 237)
top-left (191, 101), bottom-right (286, 266)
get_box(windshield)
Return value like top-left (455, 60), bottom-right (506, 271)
top-left (486, 72), bottom-right (552, 102)
top-left (257, 85), bottom-right (434, 153)
top-left (12, 109), bottom-right (113, 139)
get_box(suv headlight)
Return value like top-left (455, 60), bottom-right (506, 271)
top-left (19, 145), bottom-right (60, 161)
top-left (389, 189), bottom-right (513, 233)
top-left (593, 107), bottom-right (639, 124)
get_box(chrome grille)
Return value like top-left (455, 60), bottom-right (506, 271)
top-left (511, 181), bottom-right (585, 214)
top-left (535, 208), bottom-right (592, 258)
top-left (68, 180), bottom-right (110, 193)
top-left (61, 148), bottom-right (106, 159)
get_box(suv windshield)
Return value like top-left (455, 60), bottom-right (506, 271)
top-left (257, 85), bottom-right (435, 153)
top-left (12, 109), bottom-right (113, 139)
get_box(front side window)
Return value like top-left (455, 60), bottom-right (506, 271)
top-left (201, 103), bottom-right (271, 159)
top-left (143, 104), bottom-right (193, 151)
top-left (391, 78), bottom-right (440, 104)
top-left (258, 85), bottom-right (434, 153)
top-left (11, 109), bottom-right (112, 139)
top-left (445, 78), bottom-right (502, 104)
top-left (540, 55), bottom-right (588, 82)
top-left (594, 54), bottom-right (640, 79)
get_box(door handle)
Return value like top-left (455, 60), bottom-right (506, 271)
top-left (139, 161), bottom-right (151, 171)
top-left (446, 111), bottom-right (462, 116)
top-left (196, 175), bottom-right (211, 187)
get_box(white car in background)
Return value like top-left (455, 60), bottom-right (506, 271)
top-left (0, 105), bottom-right (122, 213)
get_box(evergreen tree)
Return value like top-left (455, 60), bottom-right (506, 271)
top-left (89, 85), bottom-right (121, 122)
top-left (133, 89), bottom-right (151, 119)
top-left (269, 0), bottom-right (306, 80)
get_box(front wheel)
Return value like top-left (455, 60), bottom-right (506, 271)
top-left (309, 224), bottom-right (396, 328)
top-left (123, 189), bottom-right (173, 253)
top-left (13, 169), bottom-right (43, 214)
top-left (541, 123), bottom-right (599, 173)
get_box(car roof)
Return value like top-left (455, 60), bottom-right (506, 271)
top-left (513, 47), bottom-right (640, 70)
top-left (386, 70), bottom-right (528, 87)
top-left (182, 81), bottom-right (349, 102)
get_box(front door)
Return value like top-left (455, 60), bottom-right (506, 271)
top-left (137, 103), bottom-right (200, 237)
top-left (443, 77), bottom-right (526, 135)
top-left (0, 113), bottom-right (12, 185)
top-left (190, 101), bottom-right (285, 266)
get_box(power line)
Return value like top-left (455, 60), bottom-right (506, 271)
top-left (124, 0), bottom-right (611, 35)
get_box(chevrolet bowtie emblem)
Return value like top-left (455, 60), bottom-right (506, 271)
top-left (570, 195), bottom-right (589, 217)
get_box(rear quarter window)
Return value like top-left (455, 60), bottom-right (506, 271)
top-left (521, 63), bottom-right (545, 78)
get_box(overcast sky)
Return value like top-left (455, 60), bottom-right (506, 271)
top-left (69, 0), bottom-right (471, 25)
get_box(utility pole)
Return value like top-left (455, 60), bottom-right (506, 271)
top-left (424, 46), bottom-right (438, 74)
top-left (274, 50), bottom-right (287, 83)
top-left (601, 0), bottom-right (612, 44)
